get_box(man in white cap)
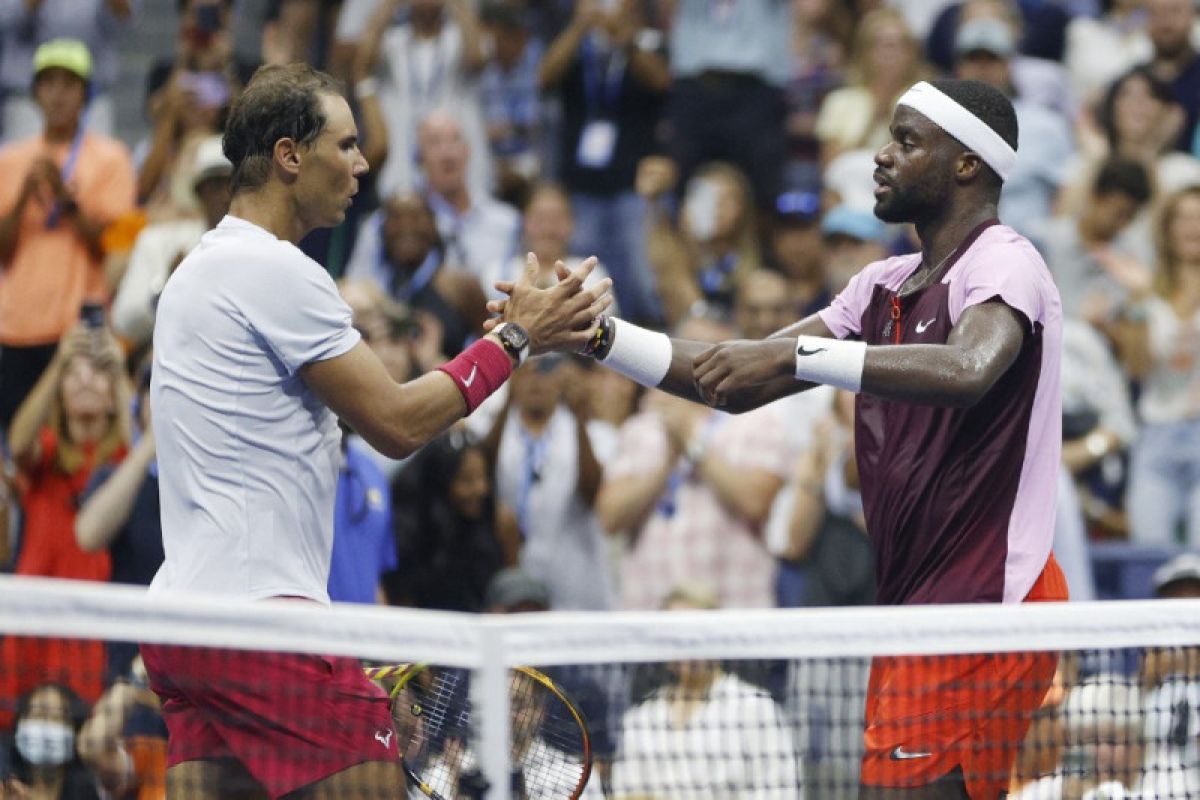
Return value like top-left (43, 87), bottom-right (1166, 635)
top-left (542, 78), bottom-right (1067, 798)
top-left (112, 135), bottom-right (233, 347)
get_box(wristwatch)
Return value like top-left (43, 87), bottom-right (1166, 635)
top-left (492, 322), bottom-right (530, 366)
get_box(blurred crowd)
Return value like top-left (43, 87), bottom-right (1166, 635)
top-left (0, 0), bottom-right (1199, 794)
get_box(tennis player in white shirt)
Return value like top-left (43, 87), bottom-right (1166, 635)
top-left (139, 62), bottom-right (610, 800)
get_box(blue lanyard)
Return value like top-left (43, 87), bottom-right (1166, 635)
top-left (699, 253), bottom-right (738, 295)
top-left (656, 413), bottom-right (726, 518)
top-left (409, 38), bottom-right (447, 108)
top-left (426, 190), bottom-right (471, 268)
top-left (581, 35), bottom-right (624, 117)
top-left (516, 424), bottom-right (550, 539)
top-left (377, 216), bottom-right (442, 301)
top-left (46, 108), bottom-right (88, 229)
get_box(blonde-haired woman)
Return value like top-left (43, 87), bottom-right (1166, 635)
top-left (646, 161), bottom-right (764, 326)
top-left (814, 7), bottom-right (925, 166)
top-left (1125, 186), bottom-right (1200, 547)
top-left (0, 324), bottom-right (131, 723)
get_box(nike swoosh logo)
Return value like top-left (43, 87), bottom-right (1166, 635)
top-left (890, 746), bottom-right (933, 761)
top-left (915, 318), bottom-right (936, 334)
top-left (796, 346), bottom-right (827, 357)
top-left (463, 365), bottom-right (478, 387)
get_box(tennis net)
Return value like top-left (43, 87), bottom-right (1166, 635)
top-left (1, 575), bottom-right (1199, 799)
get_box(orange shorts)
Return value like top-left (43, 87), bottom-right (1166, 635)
top-left (860, 555), bottom-right (1068, 799)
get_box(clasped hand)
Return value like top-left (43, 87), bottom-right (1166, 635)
top-left (693, 337), bottom-right (794, 407)
top-left (484, 253), bottom-right (613, 355)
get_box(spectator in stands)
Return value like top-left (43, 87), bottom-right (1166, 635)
top-left (1063, 67), bottom-right (1200, 223)
top-left (608, 581), bottom-right (800, 798)
top-left (482, 566), bottom-right (623, 792)
top-left (345, 190), bottom-right (487, 356)
top-left (112, 135), bottom-right (231, 348)
top-left (820, 204), bottom-right (890, 295)
top-left (355, 0), bottom-right (491, 198)
top-left (951, 0), bottom-right (1075, 119)
top-left (3, 683), bottom-right (99, 799)
top-left (483, 354), bottom-right (615, 610)
top-left (1015, 676), bottom-right (1144, 799)
top-left (1036, 158), bottom-right (1154, 331)
top-left (478, 3), bottom-right (543, 207)
top-left (0, 39), bottom-right (136, 432)
top-left (783, 0), bottom-right (852, 192)
top-left (416, 110), bottom-right (521, 281)
top-left (482, 183), bottom-right (617, 313)
top-left (770, 388), bottom-right (875, 608)
top-left (328, 426), bottom-right (399, 605)
top-left (952, 16), bottom-right (1075, 243)
top-left (1065, 0), bottom-right (1153, 109)
top-left (0, 0), bottom-right (136, 143)
top-left (769, 191), bottom-right (829, 317)
top-left (596, 314), bottom-right (790, 609)
top-left (815, 8), bottom-right (924, 167)
top-left (1, 326), bottom-right (130, 718)
top-left (1124, 186), bottom-right (1200, 547)
top-left (261, 0), bottom-right (334, 69)
top-left (665, 0), bottom-right (791, 208)
top-left (387, 430), bottom-right (518, 610)
top-left (1143, 0), bottom-right (1200, 153)
top-left (77, 658), bottom-right (167, 800)
top-left (646, 162), bottom-right (764, 325)
top-left (1138, 553), bottom-right (1200, 797)
top-left (139, 0), bottom-right (253, 215)
top-left (539, 0), bottom-right (669, 325)
top-left (75, 364), bottom-right (161, 679)
top-left (1059, 317), bottom-right (1138, 553)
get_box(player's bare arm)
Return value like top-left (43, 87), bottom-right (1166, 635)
top-left (304, 255), bottom-right (610, 459)
top-left (552, 312), bottom-right (832, 414)
top-left (693, 300), bottom-right (1025, 408)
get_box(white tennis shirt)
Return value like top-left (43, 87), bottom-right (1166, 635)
top-left (148, 216), bottom-right (361, 603)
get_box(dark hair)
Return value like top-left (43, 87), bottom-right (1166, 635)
top-left (926, 78), bottom-right (1019, 193)
top-left (1098, 66), bottom-right (1177, 153)
top-left (222, 63), bottom-right (342, 193)
top-left (1093, 156), bottom-right (1153, 206)
top-left (386, 432), bottom-right (504, 611)
top-left (927, 78), bottom-right (1019, 151)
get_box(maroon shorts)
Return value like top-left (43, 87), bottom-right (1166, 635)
top-left (140, 642), bottom-right (399, 799)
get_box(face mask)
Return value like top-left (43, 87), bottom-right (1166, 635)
top-left (684, 179), bottom-right (721, 242)
top-left (15, 719), bottom-right (75, 766)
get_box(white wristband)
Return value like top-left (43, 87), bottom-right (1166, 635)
top-left (794, 335), bottom-right (866, 393)
top-left (599, 318), bottom-right (672, 388)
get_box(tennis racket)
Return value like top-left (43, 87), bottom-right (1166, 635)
top-left (363, 662), bottom-right (594, 800)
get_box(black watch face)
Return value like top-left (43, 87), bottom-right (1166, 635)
top-left (502, 324), bottom-right (529, 350)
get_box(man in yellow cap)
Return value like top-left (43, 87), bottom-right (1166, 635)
top-left (0, 38), bottom-right (136, 430)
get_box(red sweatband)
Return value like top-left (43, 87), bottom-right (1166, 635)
top-left (437, 338), bottom-right (514, 414)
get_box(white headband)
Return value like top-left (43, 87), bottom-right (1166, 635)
top-left (896, 81), bottom-right (1017, 181)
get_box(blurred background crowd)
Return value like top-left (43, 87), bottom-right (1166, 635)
top-left (1, 0), bottom-right (1200, 792)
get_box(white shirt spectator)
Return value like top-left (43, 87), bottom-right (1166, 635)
top-left (111, 219), bottom-right (206, 346)
top-left (610, 672), bottom-right (800, 799)
top-left (1140, 676), bottom-right (1200, 798)
top-left (427, 190), bottom-right (520, 283)
top-left (374, 23), bottom-right (492, 197)
top-left (148, 216), bottom-right (360, 603)
top-left (495, 406), bottom-right (616, 610)
top-left (1065, 16), bottom-right (1153, 108)
top-left (1138, 297), bottom-right (1200, 426)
